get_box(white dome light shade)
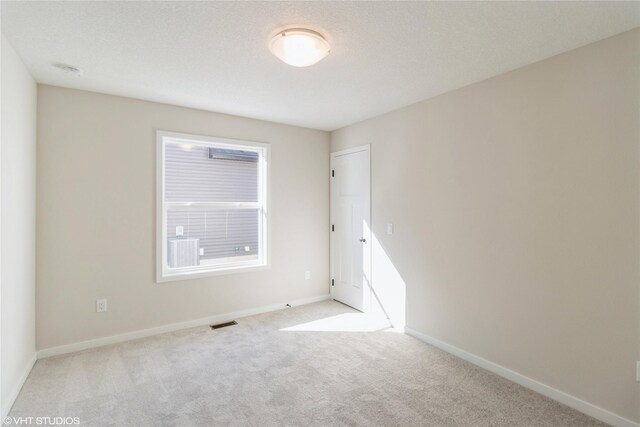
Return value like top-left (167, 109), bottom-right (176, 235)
top-left (269, 28), bottom-right (330, 67)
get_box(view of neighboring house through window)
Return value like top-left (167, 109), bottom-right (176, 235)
top-left (157, 131), bottom-right (269, 281)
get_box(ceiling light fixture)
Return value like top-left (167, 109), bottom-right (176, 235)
top-left (269, 28), bottom-right (330, 67)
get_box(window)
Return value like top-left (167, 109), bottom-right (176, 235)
top-left (157, 131), bottom-right (269, 282)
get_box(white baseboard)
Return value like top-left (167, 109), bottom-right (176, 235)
top-left (37, 294), bottom-right (330, 359)
top-left (405, 327), bottom-right (638, 427)
top-left (2, 353), bottom-right (37, 419)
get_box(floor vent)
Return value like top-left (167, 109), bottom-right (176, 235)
top-left (210, 320), bottom-right (237, 330)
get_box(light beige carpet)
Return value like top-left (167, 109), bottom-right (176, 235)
top-left (10, 301), bottom-right (605, 426)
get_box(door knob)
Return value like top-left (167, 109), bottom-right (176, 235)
top-left (359, 238), bottom-right (367, 243)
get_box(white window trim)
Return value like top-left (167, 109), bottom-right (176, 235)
top-left (156, 130), bottom-right (271, 283)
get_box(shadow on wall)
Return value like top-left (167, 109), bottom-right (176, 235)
top-left (279, 221), bottom-right (407, 333)
top-left (367, 228), bottom-right (406, 330)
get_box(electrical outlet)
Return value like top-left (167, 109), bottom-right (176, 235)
top-left (636, 361), bottom-right (640, 382)
top-left (387, 223), bottom-right (394, 235)
top-left (305, 271), bottom-right (311, 280)
top-left (96, 299), bottom-right (107, 313)
top-left (199, 248), bottom-right (204, 256)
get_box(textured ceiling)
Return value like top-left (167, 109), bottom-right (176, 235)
top-left (2, 1), bottom-right (639, 131)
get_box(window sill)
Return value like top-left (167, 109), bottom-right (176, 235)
top-left (157, 262), bottom-right (270, 283)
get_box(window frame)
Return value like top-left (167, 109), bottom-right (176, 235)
top-left (156, 130), bottom-right (270, 283)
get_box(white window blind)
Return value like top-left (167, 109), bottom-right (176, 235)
top-left (157, 131), bottom-right (269, 281)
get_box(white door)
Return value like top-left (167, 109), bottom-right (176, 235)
top-left (330, 145), bottom-right (371, 312)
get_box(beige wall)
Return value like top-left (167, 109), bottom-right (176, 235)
top-left (1, 35), bottom-right (37, 415)
top-left (332, 29), bottom-right (640, 423)
top-left (36, 86), bottom-right (330, 350)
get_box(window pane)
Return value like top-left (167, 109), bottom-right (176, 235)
top-left (164, 142), bottom-right (258, 203)
top-left (166, 208), bottom-right (260, 268)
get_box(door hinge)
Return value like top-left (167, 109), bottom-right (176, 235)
top-left (331, 224), bottom-right (334, 232)
top-left (331, 169), bottom-right (334, 177)
top-left (331, 279), bottom-right (334, 287)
